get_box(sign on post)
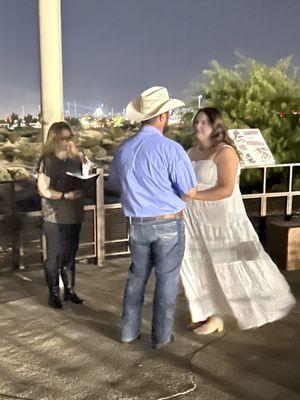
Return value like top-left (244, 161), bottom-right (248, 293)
top-left (228, 128), bottom-right (275, 167)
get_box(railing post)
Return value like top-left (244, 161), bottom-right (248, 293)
top-left (260, 166), bottom-right (267, 217)
top-left (286, 165), bottom-right (293, 217)
top-left (96, 168), bottom-right (105, 266)
top-left (42, 233), bottom-right (47, 263)
top-left (10, 182), bottom-right (21, 269)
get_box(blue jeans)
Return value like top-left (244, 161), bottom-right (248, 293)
top-left (121, 217), bottom-right (185, 346)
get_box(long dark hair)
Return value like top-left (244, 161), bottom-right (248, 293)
top-left (193, 107), bottom-right (241, 159)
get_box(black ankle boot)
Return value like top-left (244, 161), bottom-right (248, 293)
top-left (48, 294), bottom-right (63, 309)
top-left (64, 290), bottom-right (85, 304)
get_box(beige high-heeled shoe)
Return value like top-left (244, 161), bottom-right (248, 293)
top-left (194, 316), bottom-right (224, 335)
top-left (186, 319), bottom-right (208, 331)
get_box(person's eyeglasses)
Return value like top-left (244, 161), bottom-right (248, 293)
top-left (61, 136), bottom-right (73, 141)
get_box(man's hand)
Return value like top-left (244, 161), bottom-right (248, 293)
top-left (182, 187), bottom-right (197, 202)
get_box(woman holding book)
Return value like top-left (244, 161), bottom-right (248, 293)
top-left (37, 121), bottom-right (88, 308)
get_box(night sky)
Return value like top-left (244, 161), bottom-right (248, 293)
top-left (0, 0), bottom-right (300, 117)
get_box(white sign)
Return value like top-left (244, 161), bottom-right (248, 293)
top-left (228, 128), bottom-right (275, 167)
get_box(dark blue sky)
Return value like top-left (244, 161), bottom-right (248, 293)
top-left (0, 0), bottom-right (300, 117)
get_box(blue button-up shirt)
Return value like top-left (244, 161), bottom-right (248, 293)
top-left (108, 125), bottom-right (196, 217)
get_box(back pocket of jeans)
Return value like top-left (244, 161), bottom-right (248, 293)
top-left (155, 221), bottom-right (178, 240)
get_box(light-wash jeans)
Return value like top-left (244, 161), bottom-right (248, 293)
top-left (121, 217), bottom-right (185, 346)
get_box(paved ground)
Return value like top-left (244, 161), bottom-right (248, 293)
top-left (0, 258), bottom-right (299, 400)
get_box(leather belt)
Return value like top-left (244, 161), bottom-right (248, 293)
top-left (130, 210), bottom-right (183, 223)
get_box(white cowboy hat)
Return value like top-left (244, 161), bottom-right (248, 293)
top-left (125, 86), bottom-right (185, 122)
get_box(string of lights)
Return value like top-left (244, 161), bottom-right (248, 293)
top-left (277, 110), bottom-right (300, 118)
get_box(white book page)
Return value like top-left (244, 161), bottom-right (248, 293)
top-left (66, 171), bottom-right (98, 180)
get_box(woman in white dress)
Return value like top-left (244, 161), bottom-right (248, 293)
top-left (181, 107), bottom-right (296, 334)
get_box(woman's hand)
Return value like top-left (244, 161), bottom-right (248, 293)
top-left (79, 152), bottom-right (92, 176)
top-left (182, 193), bottom-right (193, 202)
top-left (182, 187), bottom-right (197, 202)
top-left (65, 190), bottom-right (82, 200)
top-left (37, 174), bottom-right (83, 200)
top-left (79, 152), bottom-right (91, 164)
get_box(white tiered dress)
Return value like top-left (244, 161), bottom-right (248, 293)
top-left (181, 147), bottom-right (296, 329)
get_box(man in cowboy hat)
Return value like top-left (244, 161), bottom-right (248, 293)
top-left (108, 86), bottom-right (197, 349)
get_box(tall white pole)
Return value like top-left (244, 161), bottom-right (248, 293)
top-left (38, 0), bottom-right (64, 143)
top-left (198, 94), bottom-right (203, 109)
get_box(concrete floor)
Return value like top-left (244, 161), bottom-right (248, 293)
top-left (0, 258), bottom-right (299, 400)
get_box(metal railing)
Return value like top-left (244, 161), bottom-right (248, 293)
top-left (0, 163), bottom-right (300, 269)
top-left (104, 203), bottom-right (130, 257)
top-left (241, 163), bottom-right (300, 216)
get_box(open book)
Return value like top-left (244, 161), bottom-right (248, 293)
top-left (66, 171), bottom-right (99, 180)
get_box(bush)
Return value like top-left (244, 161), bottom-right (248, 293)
top-left (15, 141), bottom-right (42, 163)
top-left (7, 167), bottom-right (31, 180)
top-left (0, 166), bottom-right (11, 181)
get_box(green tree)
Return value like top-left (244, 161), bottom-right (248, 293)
top-left (10, 112), bottom-right (19, 123)
top-left (66, 117), bottom-right (82, 131)
top-left (24, 114), bottom-right (33, 126)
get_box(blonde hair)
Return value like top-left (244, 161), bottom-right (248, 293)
top-left (42, 121), bottom-right (79, 158)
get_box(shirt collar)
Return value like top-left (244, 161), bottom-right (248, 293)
top-left (139, 125), bottom-right (163, 136)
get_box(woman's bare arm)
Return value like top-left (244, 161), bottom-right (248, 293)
top-left (185, 147), bottom-right (239, 201)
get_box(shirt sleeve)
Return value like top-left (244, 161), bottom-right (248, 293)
top-left (106, 151), bottom-right (121, 193)
top-left (169, 144), bottom-right (196, 196)
top-left (36, 156), bottom-right (51, 177)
